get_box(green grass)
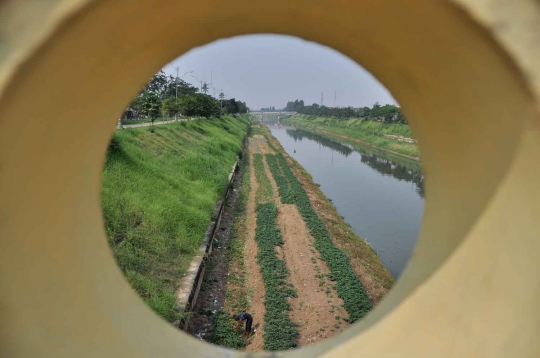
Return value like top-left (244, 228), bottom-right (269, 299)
top-left (265, 154), bottom-right (294, 204)
top-left (102, 115), bottom-right (249, 321)
top-left (284, 114), bottom-right (419, 158)
top-left (270, 152), bottom-right (373, 322)
top-left (253, 154), bottom-right (273, 203)
top-left (255, 203), bottom-right (298, 351)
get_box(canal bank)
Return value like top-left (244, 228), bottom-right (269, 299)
top-left (268, 125), bottom-right (424, 278)
top-left (196, 122), bottom-right (394, 351)
top-left (283, 114), bottom-right (419, 160)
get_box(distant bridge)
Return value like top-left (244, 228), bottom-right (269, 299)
top-left (249, 111), bottom-right (296, 116)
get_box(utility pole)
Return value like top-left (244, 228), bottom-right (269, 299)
top-left (170, 65), bottom-right (192, 121)
top-left (334, 91), bottom-right (337, 108)
top-left (219, 88), bottom-right (224, 111)
top-left (191, 75), bottom-right (202, 92)
top-left (171, 64), bottom-right (179, 121)
top-left (321, 92), bottom-right (324, 106)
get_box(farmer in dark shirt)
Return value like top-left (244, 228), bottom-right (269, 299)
top-left (233, 312), bottom-right (253, 338)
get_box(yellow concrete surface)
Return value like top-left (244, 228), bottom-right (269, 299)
top-left (1, 0), bottom-right (539, 357)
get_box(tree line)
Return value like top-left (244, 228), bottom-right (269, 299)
top-left (124, 71), bottom-right (248, 119)
top-left (283, 99), bottom-right (407, 124)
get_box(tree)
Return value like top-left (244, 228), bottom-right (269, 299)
top-left (202, 82), bottom-right (209, 94)
top-left (161, 97), bottom-right (184, 118)
top-left (223, 98), bottom-right (239, 114)
top-left (139, 91), bottom-right (161, 119)
top-left (237, 101), bottom-right (248, 114)
top-left (184, 94), bottom-right (220, 118)
top-left (144, 71), bottom-right (168, 97)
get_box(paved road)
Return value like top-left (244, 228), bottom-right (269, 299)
top-left (118, 118), bottom-right (193, 129)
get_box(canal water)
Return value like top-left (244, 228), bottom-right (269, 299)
top-left (269, 126), bottom-right (424, 278)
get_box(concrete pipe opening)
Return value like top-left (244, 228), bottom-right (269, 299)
top-left (1, 1), bottom-right (540, 357)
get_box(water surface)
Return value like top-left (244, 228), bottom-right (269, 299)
top-left (270, 126), bottom-right (424, 278)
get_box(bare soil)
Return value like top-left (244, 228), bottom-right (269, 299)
top-left (244, 140), bottom-right (266, 352)
top-left (261, 140), bottom-right (351, 346)
top-left (188, 128), bottom-right (393, 351)
top-left (277, 204), bottom-right (350, 345)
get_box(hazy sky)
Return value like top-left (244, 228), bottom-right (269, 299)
top-left (163, 35), bottom-right (396, 110)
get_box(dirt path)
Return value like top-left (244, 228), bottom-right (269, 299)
top-left (277, 205), bottom-right (350, 345)
top-left (245, 139), bottom-right (266, 352)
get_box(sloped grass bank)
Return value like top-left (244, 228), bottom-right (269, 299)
top-left (102, 115), bottom-right (249, 321)
top-left (284, 114), bottom-right (418, 158)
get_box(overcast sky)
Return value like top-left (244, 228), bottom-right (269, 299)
top-left (163, 34), bottom-right (396, 110)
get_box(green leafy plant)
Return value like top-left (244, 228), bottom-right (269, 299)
top-left (270, 151), bottom-right (373, 323)
top-left (255, 203), bottom-right (298, 351)
top-left (265, 154), bottom-right (294, 204)
top-left (253, 154), bottom-right (273, 203)
top-left (210, 311), bottom-right (248, 349)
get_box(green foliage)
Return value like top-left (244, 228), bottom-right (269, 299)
top-left (139, 90), bottom-right (161, 118)
top-left (161, 97), bottom-right (184, 117)
top-left (285, 114), bottom-right (418, 158)
top-left (102, 115), bottom-right (249, 321)
top-left (253, 154), bottom-right (273, 203)
top-left (211, 311), bottom-right (248, 349)
top-left (265, 154), bottom-right (294, 204)
top-left (255, 203), bottom-right (298, 351)
top-left (272, 153), bottom-right (373, 323)
top-left (184, 93), bottom-right (221, 118)
top-left (284, 100), bottom-right (407, 123)
top-left (223, 98), bottom-right (249, 114)
top-left (123, 70), bottom-right (249, 120)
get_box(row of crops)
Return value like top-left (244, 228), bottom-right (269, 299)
top-left (265, 154), bottom-right (294, 204)
top-left (255, 203), bottom-right (298, 350)
top-left (267, 150), bottom-right (373, 322)
top-left (253, 154), bottom-right (273, 203)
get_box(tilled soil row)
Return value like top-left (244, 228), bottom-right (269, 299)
top-left (260, 138), bottom-right (351, 346)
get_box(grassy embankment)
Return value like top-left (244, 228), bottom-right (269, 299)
top-left (102, 115), bottom-right (249, 321)
top-left (262, 126), bottom-right (394, 305)
top-left (284, 114), bottom-right (419, 159)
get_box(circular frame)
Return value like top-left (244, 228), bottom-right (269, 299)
top-left (1, 1), bottom-right (540, 357)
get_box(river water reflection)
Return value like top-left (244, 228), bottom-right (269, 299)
top-left (269, 126), bottom-right (425, 278)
